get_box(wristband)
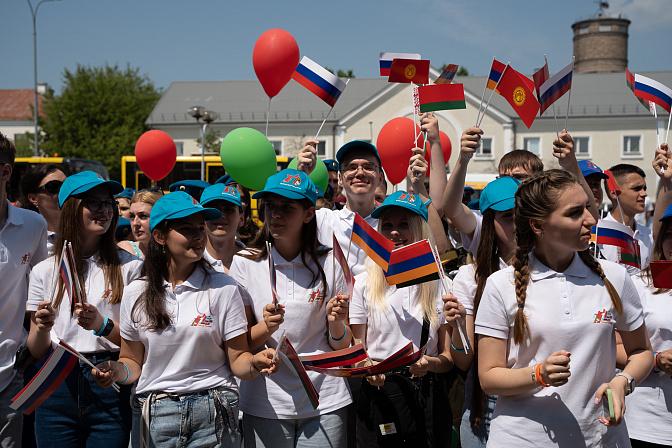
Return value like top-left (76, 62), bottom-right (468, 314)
top-left (93, 316), bottom-right (109, 336)
top-left (450, 339), bottom-right (465, 353)
top-left (116, 361), bottom-right (130, 384)
top-left (329, 321), bottom-right (347, 342)
top-left (654, 352), bottom-right (661, 373)
top-left (532, 368), bottom-right (540, 387)
top-left (535, 363), bottom-right (550, 387)
top-left (250, 359), bottom-right (261, 380)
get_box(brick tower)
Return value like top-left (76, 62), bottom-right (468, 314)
top-left (572, 15), bottom-right (630, 73)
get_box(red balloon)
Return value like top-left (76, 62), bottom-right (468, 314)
top-left (253, 29), bottom-right (300, 98)
top-left (134, 130), bottom-right (177, 181)
top-left (425, 131), bottom-right (452, 177)
top-left (376, 117), bottom-right (424, 185)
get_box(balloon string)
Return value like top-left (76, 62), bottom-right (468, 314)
top-left (266, 97), bottom-right (271, 137)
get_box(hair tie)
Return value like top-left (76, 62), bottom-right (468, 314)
top-left (517, 303), bottom-right (525, 309)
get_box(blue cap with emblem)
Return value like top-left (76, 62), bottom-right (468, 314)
top-left (479, 177), bottom-right (520, 212)
top-left (58, 171), bottom-right (124, 208)
top-left (578, 160), bottom-right (609, 179)
top-left (252, 169), bottom-right (317, 205)
top-left (371, 190), bottom-right (430, 221)
top-left (200, 183), bottom-right (242, 208)
top-left (149, 191), bottom-right (222, 231)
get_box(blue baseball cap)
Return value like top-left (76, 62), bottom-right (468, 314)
top-left (252, 169), bottom-right (317, 205)
top-left (578, 160), bottom-right (608, 179)
top-left (660, 203), bottom-right (672, 222)
top-left (149, 191), bottom-right (222, 231)
top-left (336, 140), bottom-right (382, 166)
top-left (323, 159), bottom-right (339, 172)
top-left (115, 217), bottom-right (132, 241)
top-left (315, 186), bottom-right (325, 198)
top-left (371, 191), bottom-right (430, 221)
top-left (467, 199), bottom-right (480, 210)
top-left (215, 174), bottom-right (233, 185)
top-left (169, 180), bottom-right (211, 200)
top-left (464, 186), bottom-right (475, 195)
top-left (58, 171), bottom-right (124, 208)
top-left (199, 183), bottom-right (242, 208)
top-left (115, 188), bottom-right (136, 200)
top-left (479, 177), bottom-right (520, 212)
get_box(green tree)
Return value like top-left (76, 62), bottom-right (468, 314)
top-left (324, 68), bottom-right (355, 78)
top-left (41, 64), bottom-right (162, 180)
top-left (196, 129), bottom-right (222, 154)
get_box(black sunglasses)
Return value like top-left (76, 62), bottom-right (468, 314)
top-left (82, 198), bottom-right (116, 213)
top-left (37, 180), bottom-right (63, 195)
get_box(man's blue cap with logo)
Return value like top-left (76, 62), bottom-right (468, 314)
top-left (578, 160), bottom-right (609, 180)
top-left (200, 183), bottom-right (242, 208)
top-left (252, 169), bottom-right (317, 205)
top-left (336, 140), bottom-right (382, 165)
top-left (323, 159), bottom-right (339, 172)
top-left (58, 171), bottom-right (123, 208)
top-left (479, 177), bottom-right (520, 212)
top-left (371, 190), bottom-right (430, 221)
top-left (150, 191), bottom-right (222, 231)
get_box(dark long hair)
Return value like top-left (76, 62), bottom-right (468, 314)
top-left (20, 164), bottom-right (63, 212)
top-left (241, 198), bottom-right (329, 301)
top-left (641, 217), bottom-right (671, 294)
top-left (53, 194), bottom-right (123, 308)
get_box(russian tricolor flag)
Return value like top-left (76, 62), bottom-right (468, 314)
top-left (634, 73), bottom-right (672, 113)
top-left (292, 57), bottom-right (347, 108)
top-left (379, 52), bottom-right (420, 76)
top-left (538, 61), bottom-right (573, 115)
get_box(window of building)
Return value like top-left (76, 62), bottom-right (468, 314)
top-left (622, 135), bottom-right (642, 158)
top-left (475, 137), bottom-right (494, 159)
top-left (523, 137), bottom-right (540, 155)
top-left (574, 136), bottom-right (590, 158)
top-left (316, 140), bottom-right (326, 157)
top-left (270, 140), bottom-right (283, 156)
top-left (175, 142), bottom-right (184, 157)
top-left (578, 26), bottom-right (589, 34)
top-left (599, 24), bottom-right (612, 32)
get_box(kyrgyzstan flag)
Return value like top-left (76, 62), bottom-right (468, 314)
top-left (388, 59), bottom-right (430, 84)
top-left (497, 65), bottom-right (540, 128)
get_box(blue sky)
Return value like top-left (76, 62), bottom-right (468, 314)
top-left (1, 0), bottom-right (670, 94)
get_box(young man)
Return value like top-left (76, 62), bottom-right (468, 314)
top-left (579, 160), bottom-right (608, 211)
top-left (601, 163), bottom-right (654, 273)
top-left (0, 132), bottom-right (48, 447)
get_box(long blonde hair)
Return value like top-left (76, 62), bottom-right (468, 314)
top-left (366, 208), bottom-right (439, 326)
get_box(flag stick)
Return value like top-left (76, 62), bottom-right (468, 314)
top-left (616, 196), bottom-right (626, 225)
top-left (265, 97), bottom-right (271, 137)
top-left (315, 79), bottom-right (349, 140)
top-left (542, 56), bottom-right (560, 138)
top-left (49, 242), bottom-right (67, 304)
top-left (478, 63), bottom-right (510, 129)
top-left (59, 340), bottom-right (120, 392)
top-left (67, 242), bottom-right (84, 304)
top-left (665, 109), bottom-right (671, 144)
top-left (268, 329), bottom-right (286, 377)
top-left (654, 104), bottom-right (662, 150)
top-left (475, 56), bottom-right (495, 126)
top-left (564, 56), bottom-right (575, 132)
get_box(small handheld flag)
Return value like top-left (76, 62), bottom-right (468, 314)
top-left (604, 170), bottom-right (622, 196)
top-left (496, 65), bottom-right (540, 129)
top-left (333, 234), bottom-right (355, 299)
top-left (533, 61), bottom-right (550, 102)
top-left (266, 242), bottom-right (278, 306)
top-left (538, 60), bottom-right (573, 116)
top-left (385, 239), bottom-right (440, 287)
top-left (435, 64), bottom-right (459, 85)
top-left (650, 261), bottom-right (672, 289)
top-left (388, 59), bottom-right (430, 84)
top-left (292, 56), bottom-right (347, 108)
top-left (417, 84), bottom-right (466, 113)
top-left (626, 68), bottom-right (654, 111)
top-left (351, 214), bottom-right (394, 271)
top-left (595, 220), bottom-right (640, 269)
top-left (634, 73), bottom-right (672, 114)
top-left (380, 52), bottom-right (420, 76)
top-left (278, 335), bottom-right (319, 409)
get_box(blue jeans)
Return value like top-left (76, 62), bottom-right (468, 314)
top-left (243, 407), bottom-right (347, 448)
top-left (0, 369), bottom-right (25, 448)
top-left (34, 352), bottom-right (132, 448)
top-left (460, 367), bottom-right (496, 448)
top-left (131, 388), bottom-right (240, 448)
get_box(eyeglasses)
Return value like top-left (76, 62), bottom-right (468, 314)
top-left (36, 180), bottom-right (63, 195)
top-left (82, 198), bottom-right (116, 212)
top-left (342, 163), bottom-right (378, 175)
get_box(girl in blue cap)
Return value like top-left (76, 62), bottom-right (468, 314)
top-left (228, 169), bottom-right (351, 448)
top-left (92, 191), bottom-right (278, 448)
top-left (350, 190), bottom-right (454, 448)
top-left (27, 171), bottom-right (144, 448)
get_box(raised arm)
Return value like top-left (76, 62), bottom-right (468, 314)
top-left (421, 112), bottom-right (447, 217)
top-left (296, 139), bottom-right (319, 176)
top-left (409, 148), bottom-right (448, 254)
top-left (652, 143), bottom-right (671, 239)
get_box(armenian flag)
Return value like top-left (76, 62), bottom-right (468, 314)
top-left (435, 64), bottom-right (459, 85)
top-left (385, 239), bottom-right (440, 287)
top-left (388, 59), bottom-right (430, 84)
top-left (634, 73), bottom-right (672, 113)
top-left (496, 65), bottom-right (540, 129)
top-left (486, 59), bottom-right (535, 93)
top-left (292, 56), bottom-right (347, 108)
top-left (351, 213), bottom-right (394, 271)
top-left (299, 344), bottom-right (368, 368)
top-left (418, 84), bottom-right (466, 112)
top-left (278, 336), bottom-right (319, 409)
top-left (538, 60), bottom-right (573, 115)
top-left (379, 52), bottom-right (420, 76)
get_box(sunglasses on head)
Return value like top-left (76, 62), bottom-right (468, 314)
top-left (37, 180), bottom-right (63, 195)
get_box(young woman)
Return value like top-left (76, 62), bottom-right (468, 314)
top-left (228, 169), bottom-right (351, 448)
top-left (118, 188), bottom-right (164, 260)
top-left (19, 163), bottom-right (66, 252)
top-left (27, 170), bottom-right (143, 448)
top-left (93, 191), bottom-right (278, 448)
top-left (350, 191), bottom-right (454, 448)
top-left (475, 169), bottom-right (653, 447)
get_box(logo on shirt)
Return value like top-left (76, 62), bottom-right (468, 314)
top-left (593, 308), bottom-right (614, 324)
top-left (21, 252), bottom-right (31, 265)
top-left (191, 313), bottom-right (214, 327)
top-left (307, 289), bottom-right (325, 303)
top-left (101, 289), bottom-right (113, 299)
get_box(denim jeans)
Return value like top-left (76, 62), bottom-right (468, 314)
top-left (243, 407), bottom-right (347, 448)
top-left (460, 367), bottom-right (496, 448)
top-left (131, 388), bottom-right (240, 448)
top-left (0, 369), bottom-right (25, 448)
top-left (34, 352), bottom-right (132, 448)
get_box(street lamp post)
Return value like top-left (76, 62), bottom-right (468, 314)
top-left (28, 0), bottom-right (61, 157)
top-left (187, 106), bottom-right (219, 181)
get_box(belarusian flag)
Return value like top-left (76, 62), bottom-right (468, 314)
top-left (418, 84), bottom-right (466, 112)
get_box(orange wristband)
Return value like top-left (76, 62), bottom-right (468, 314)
top-left (535, 363), bottom-right (550, 387)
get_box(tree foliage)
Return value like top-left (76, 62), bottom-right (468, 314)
top-left (325, 68), bottom-right (355, 78)
top-left (41, 64), bottom-right (162, 180)
top-left (196, 129), bottom-right (222, 154)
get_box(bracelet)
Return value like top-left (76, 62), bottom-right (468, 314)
top-left (116, 361), bottom-right (130, 384)
top-left (450, 339), bottom-right (465, 353)
top-left (93, 316), bottom-right (108, 336)
top-left (329, 321), bottom-right (347, 342)
top-left (532, 368), bottom-right (540, 387)
top-left (654, 352), bottom-right (661, 373)
top-left (535, 363), bottom-right (550, 387)
top-left (250, 359), bottom-right (261, 380)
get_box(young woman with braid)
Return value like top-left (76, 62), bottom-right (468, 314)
top-left (475, 169), bottom-right (653, 447)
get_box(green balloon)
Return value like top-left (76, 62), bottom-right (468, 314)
top-left (220, 128), bottom-right (277, 191)
top-left (288, 157), bottom-right (328, 191)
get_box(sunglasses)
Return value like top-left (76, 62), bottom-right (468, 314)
top-left (82, 198), bottom-right (116, 213)
top-left (37, 180), bottom-right (63, 195)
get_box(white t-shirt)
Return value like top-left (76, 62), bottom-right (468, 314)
top-left (474, 252), bottom-right (643, 447)
top-left (0, 203), bottom-right (47, 391)
top-left (459, 210), bottom-right (483, 255)
top-left (316, 207), bottom-right (377, 276)
top-left (624, 275), bottom-right (672, 445)
top-left (202, 241), bottom-right (246, 273)
top-left (229, 247), bottom-right (351, 419)
top-left (599, 213), bottom-right (654, 275)
top-left (27, 249), bottom-right (143, 354)
top-left (120, 265), bottom-right (247, 394)
top-left (349, 270), bottom-right (446, 360)
top-left (452, 259), bottom-right (507, 316)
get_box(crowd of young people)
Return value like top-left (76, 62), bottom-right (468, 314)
top-left (0, 115), bottom-right (670, 448)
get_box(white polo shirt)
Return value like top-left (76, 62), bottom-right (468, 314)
top-left (350, 271), bottom-right (446, 360)
top-left (459, 210), bottom-right (483, 255)
top-left (624, 275), bottom-right (672, 445)
top-left (202, 240), bottom-right (246, 274)
top-left (316, 207), bottom-right (377, 276)
top-left (120, 266), bottom-right (247, 394)
top-left (474, 252), bottom-right (643, 447)
top-left (452, 259), bottom-right (507, 316)
top-left (0, 202), bottom-right (48, 391)
top-left (27, 249), bottom-right (143, 354)
top-left (599, 212), bottom-right (654, 275)
top-left (229, 247), bottom-right (351, 419)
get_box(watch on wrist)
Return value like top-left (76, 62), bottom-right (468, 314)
top-left (99, 318), bottom-right (115, 337)
top-left (616, 372), bottom-right (635, 395)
